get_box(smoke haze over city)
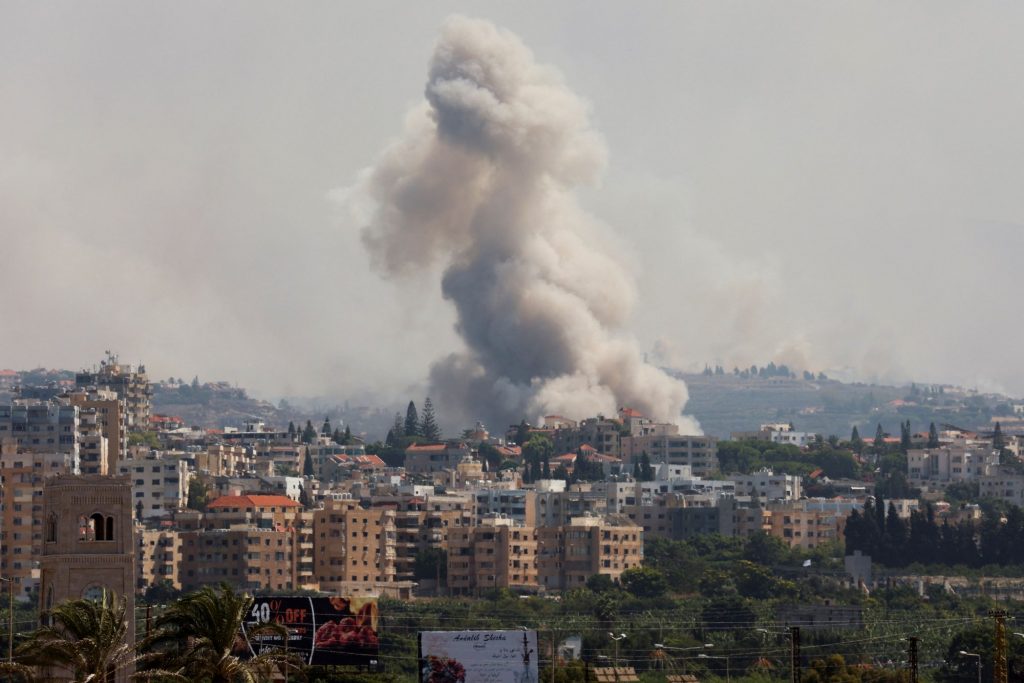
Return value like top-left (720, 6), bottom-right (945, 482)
top-left (3, 3), bottom-right (1024, 426)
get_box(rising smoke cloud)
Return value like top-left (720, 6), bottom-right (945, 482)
top-left (356, 16), bottom-right (698, 432)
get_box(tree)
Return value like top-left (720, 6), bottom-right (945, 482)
top-left (298, 485), bottom-right (312, 509)
top-left (287, 421), bottom-right (296, 438)
top-left (404, 401), bottom-right (420, 438)
top-left (392, 412), bottom-right (404, 441)
top-left (320, 417), bottom-right (332, 436)
top-left (301, 420), bottom-right (317, 444)
top-left (994, 421), bottom-right (1006, 453)
top-left (515, 420), bottom-right (530, 446)
top-left (585, 574), bottom-right (615, 593)
top-left (187, 478), bottom-right (211, 512)
top-left (17, 591), bottom-right (138, 683)
top-left (619, 567), bottom-right (667, 598)
top-left (927, 421), bottom-right (939, 448)
top-left (302, 448), bottom-right (315, 477)
top-left (147, 583), bottom-right (290, 683)
top-left (639, 452), bottom-right (654, 481)
top-left (522, 434), bottom-right (553, 484)
top-left (874, 424), bottom-right (885, 451)
top-left (420, 397), bottom-right (441, 441)
top-left (900, 420), bottom-right (912, 453)
top-left (343, 425), bottom-right (352, 444)
top-left (414, 548), bottom-right (448, 583)
top-left (850, 426), bottom-right (864, 455)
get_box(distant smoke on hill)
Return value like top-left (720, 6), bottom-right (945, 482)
top-left (354, 16), bottom-right (699, 432)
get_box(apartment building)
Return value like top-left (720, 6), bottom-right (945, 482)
top-left (136, 527), bottom-right (182, 591)
top-left (313, 499), bottom-right (399, 596)
top-left (179, 526), bottom-right (296, 592)
top-left (202, 494), bottom-right (301, 530)
top-left (404, 443), bottom-right (471, 475)
top-left (907, 446), bottom-right (1000, 485)
top-left (76, 406), bottom-right (109, 475)
top-left (447, 517), bottom-right (538, 595)
top-left (767, 502), bottom-right (843, 550)
top-left (549, 417), bottom-right (623, 457)
top-left (196, 445), bottom-right (252, 477)
top-left (66, 388), bottom-right (124, 469)
top-left (731, 470), bottom-right (802, 501)
top-left (534, 483), bottom-right (608, 527)
top-left (535, 515), bottom-right (643, 592)
top-left (620, 434), bottom-right (719, 477)
top-left (390, 505), bottom-right (470, 583)
top-left (116, 450), bottom-right (189, 519)
top-left (474, 488), bottom-right (536, 526)
top-left (74, 354), bottom-right (151, 430)
top-left (978, 473), bottom-right (1024, 507)
top-left (0, 400), bottom-right (80, 455)
top-left (0, 440), bottom-right (78, 598)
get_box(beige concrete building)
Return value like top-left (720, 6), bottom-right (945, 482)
top-left (391, 505), bottom-right (471, 584)
top-left (196, 444), bottom-right (252, 477)
top-left (313, 499), bottom-right (400, 596)
top-left (202, 494), bottom-right (302, 530)
top-left (0, 440), bottom-right (78, 598)
top-left (179, 526), bottom-right (296, 592)
top-left (74, 354), bottom-right (150, 431)
top-left (405, 443), bottom-right (471, 476)
top-left (619, 434), bottom-right (719, 477)
top-left (67, 389), bottom-right (124, 471)
top-left (536, 515), bottom-right (643, 592)
top-left (447, 517), bottom-right (538, 595)
top-left (767, 503), bottom-right (843, 550)
top-left (136, 527), bottom-right (182, 591)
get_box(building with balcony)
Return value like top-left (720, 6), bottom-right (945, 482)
top-left (536, 515), bottom-right (643, 592)
top-left (447, 517), bottom-right (538, 595)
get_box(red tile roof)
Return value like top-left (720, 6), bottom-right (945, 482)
top-left (207, 494), bottom-right (299, 509)
top-left (406, 443), bottom-right (447, 453)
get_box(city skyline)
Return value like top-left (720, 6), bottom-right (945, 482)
top-left (3, 3), bottom-right (1024, 414)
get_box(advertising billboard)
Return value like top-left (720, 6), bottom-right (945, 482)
top-left (419, 630), bottom-right (539, 683)
top-left (241, 596), bottom-right (379, 667)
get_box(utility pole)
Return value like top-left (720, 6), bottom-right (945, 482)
top-left (991, 608), bottom-right (1008, 683)
top-left (7, 578), bottom-right (12, 663)
top-left (550, 628), bottom-right (556, 683)
top-left (907, 637), bottom-right (919, 683)
top-left (789, 626), bottom-right (801, 683)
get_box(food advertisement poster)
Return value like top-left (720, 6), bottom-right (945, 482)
top-left (241, 596), bottom-right (379, 666)
top-left (419, 630), bottom-right (538, 683)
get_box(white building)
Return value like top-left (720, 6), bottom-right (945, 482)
top-left (907, 446), bottom-right (1000, 485)
top-left (731, 470), bottom-right (802, 501)
top-left (117, 450), bottom-right (190, 519)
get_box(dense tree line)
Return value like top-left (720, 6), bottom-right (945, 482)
top-left (716, 439), bottom-right (860, 478)
top-left (845, 497), bottom-right (1024, 568)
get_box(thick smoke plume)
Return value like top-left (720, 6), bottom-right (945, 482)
top-left (358, 16), bottom-right (698, 432)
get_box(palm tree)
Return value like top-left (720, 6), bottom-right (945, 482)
top-left (16, 591), bottom-right (137, 683)
top-left (145, 583), bottom-right (290, 683)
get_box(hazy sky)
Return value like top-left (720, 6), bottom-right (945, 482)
top-left (3, 2), bottom-right (1023, 409)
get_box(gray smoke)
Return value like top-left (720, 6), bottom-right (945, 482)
top-left (356, 16), bottom-right (698, 432)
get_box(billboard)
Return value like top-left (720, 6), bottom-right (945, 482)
top-left (419, 630), bottom-right (539, 683)
top-left (241, 596), bottom-right (379, 667)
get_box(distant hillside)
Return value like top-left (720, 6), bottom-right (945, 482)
top-left (675, 371), bottom-right (1019, 440)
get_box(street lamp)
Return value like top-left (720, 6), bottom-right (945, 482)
top-left (699, 653), bottom-right (730, 682)
top-left (608, 633), bottom-right (627, 668)
top-left (959, 650), bottom-right (981, 683)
